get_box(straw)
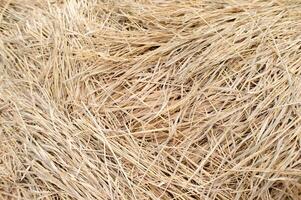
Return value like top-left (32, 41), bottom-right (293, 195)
top-left (1, 0), bottom-right (301, 199)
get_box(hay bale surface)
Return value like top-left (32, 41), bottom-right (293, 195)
top-left (1, 0), bottom-right (301, 199)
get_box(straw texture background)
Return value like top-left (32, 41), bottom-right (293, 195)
top-left (1, 0), bottom-right (301, 199)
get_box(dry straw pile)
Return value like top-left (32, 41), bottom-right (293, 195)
top-left (1, 0), bottom-right (301, 199)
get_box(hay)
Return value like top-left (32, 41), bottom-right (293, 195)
top-left (1, 0), bottom-right (301, 199)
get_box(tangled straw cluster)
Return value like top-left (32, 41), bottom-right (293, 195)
top-left (1, 0), bottom-right (301, 199)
